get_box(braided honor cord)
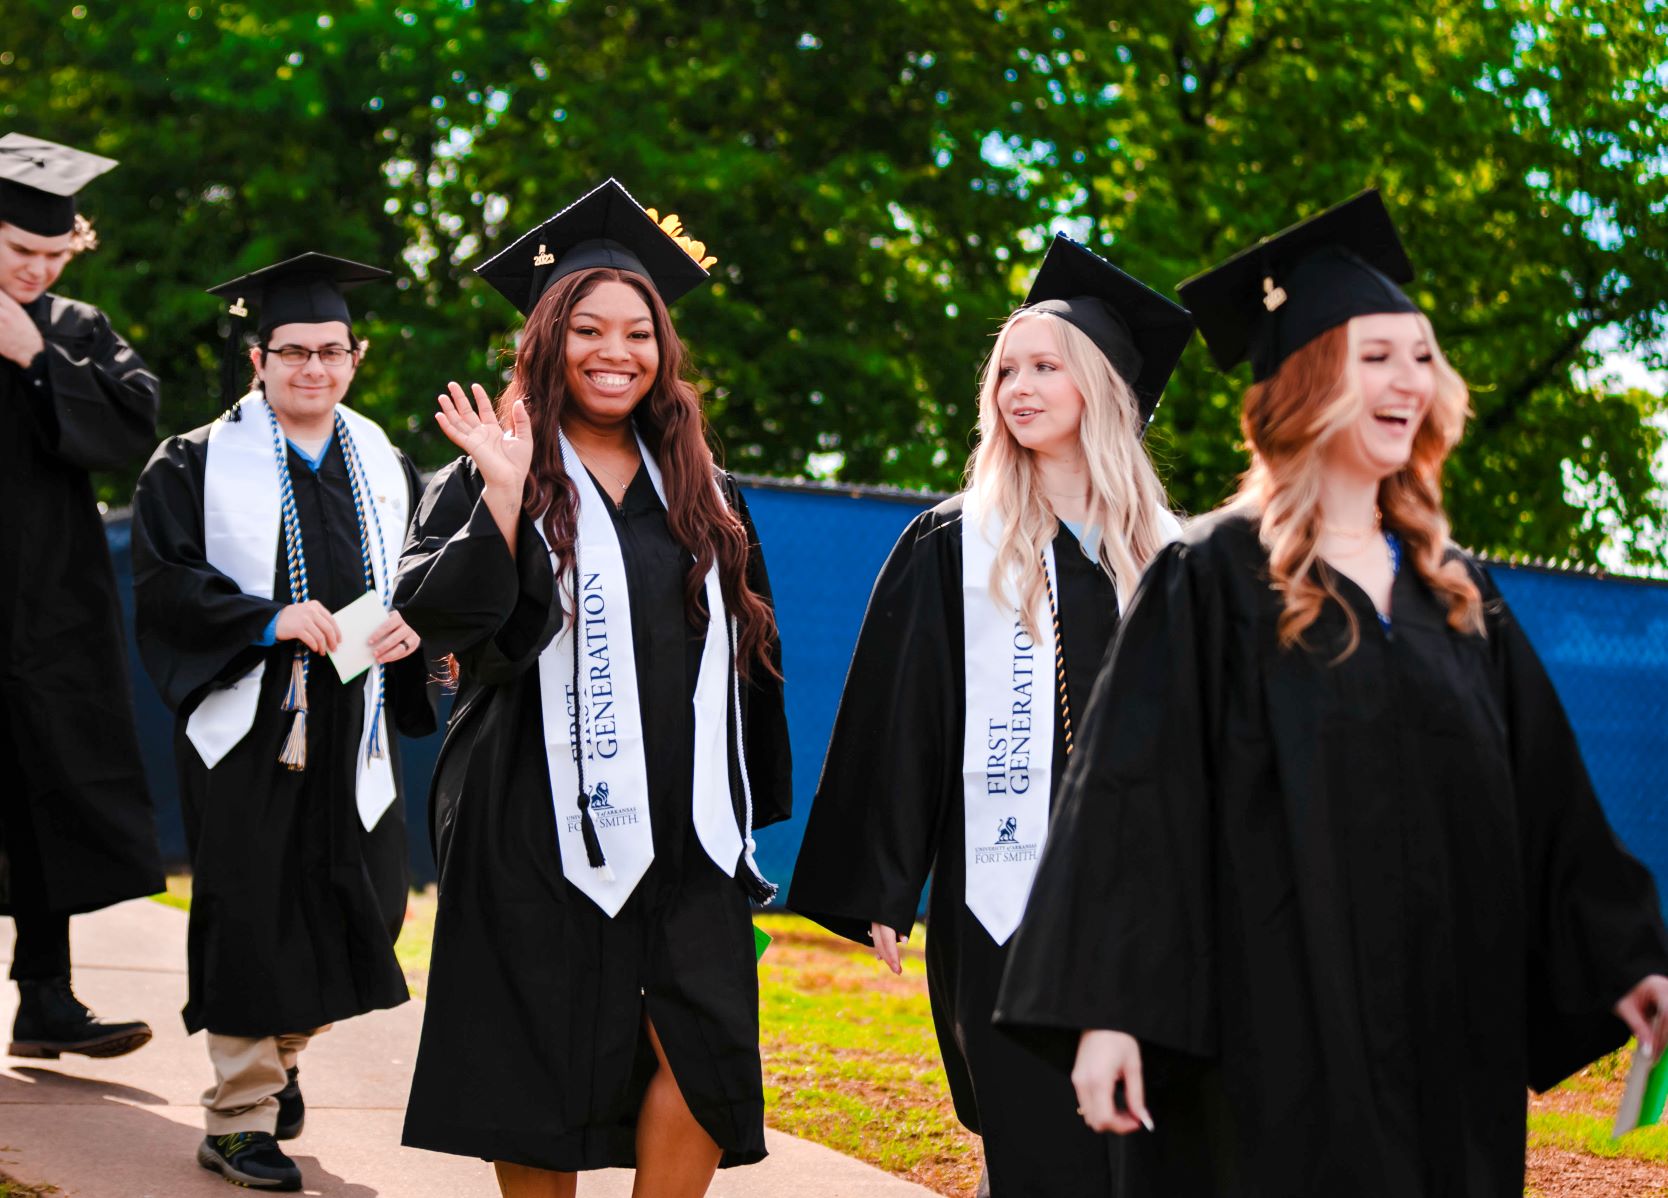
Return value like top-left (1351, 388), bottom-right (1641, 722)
top-left (1042, 557), bottom-right (1072, 757)
top-left (264, 403), bottom-right (312, 770)
top-left (335, 410), bottom-right (391, 760)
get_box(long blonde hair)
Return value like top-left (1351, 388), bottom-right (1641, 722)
top-left (1228, 315), bottom-right (1482, 654)
top-left (966, 309), bottom-right (1174, 635)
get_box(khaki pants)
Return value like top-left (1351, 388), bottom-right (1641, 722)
top-left (201, 1025), bottom-right (331, 1135)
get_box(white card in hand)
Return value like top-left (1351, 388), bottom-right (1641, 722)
top-left (328, 591), bottom-right (389, 683)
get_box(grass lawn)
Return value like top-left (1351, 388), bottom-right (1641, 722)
top-left (150, 882), bottom-right (1668, 1197)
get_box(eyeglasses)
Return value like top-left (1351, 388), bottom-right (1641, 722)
top-left (264, 344), bottom-right (355, 367)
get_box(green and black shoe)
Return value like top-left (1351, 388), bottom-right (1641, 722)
top-left (275, 1066), bottom-right (304, 1140)
top-left (197, 1131), bottom-right (302, 1191)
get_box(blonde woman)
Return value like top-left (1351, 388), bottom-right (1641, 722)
top-left (994, 192), bottom-right (1668, 1197)
top-left (789, 236), bottom-right (1193, 1195)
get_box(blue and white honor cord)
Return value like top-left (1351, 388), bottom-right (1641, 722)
top-left (263, 402), bottom-right (391, 771)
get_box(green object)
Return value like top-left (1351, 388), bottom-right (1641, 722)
top-left (754, 923), bottom-right (772, 962)
top-left (1644, 1051), bottom-right (1668, 1127)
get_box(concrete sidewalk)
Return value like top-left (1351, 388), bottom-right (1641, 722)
top-left (1, 899), bottom-right (935, 1197)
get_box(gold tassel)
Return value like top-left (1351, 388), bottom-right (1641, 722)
top-left (279, 709), bottom-right (308, 771)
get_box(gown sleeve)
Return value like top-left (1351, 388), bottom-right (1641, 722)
top-left (786, 507), bottom-right (960, 945)
top-left (386, 450), bottom-right (440, 739)
top-left (723, 477), bottom-right (793, 831)
top-left (994, 538), bottom-right (1224, 1062)
top-left (392, 457), bottom-right (560, 686)
top-left (131, 435), bottom-right (284, 714)
top-left (33, 301), bottom-right (160, 470)
top-left (1476, 566), bottom-right (1668, 1089)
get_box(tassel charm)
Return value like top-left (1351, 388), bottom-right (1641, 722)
top-left (279, 709), bottom-right (308, 771)
top-left (282, 653), bottom-right (308, 713)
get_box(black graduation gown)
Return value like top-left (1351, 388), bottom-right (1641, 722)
top-left (395, 458), bottom-right (791, 1172)
top-left (993, 510), bottom-right (1668, 1198)
top-left (0, 292), bottom-right (162, 916)
top-left (788, 495), bottom-right (1124, 1196)
top-left (131, 425), bottom-right (436, 1037)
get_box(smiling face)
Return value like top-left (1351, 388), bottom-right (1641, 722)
top-left (995, 315), bottom-right (1086, 458)
top-left (0, 221), bottom-right (75, 304)
top-left (562, 279), bottom-right (660, 429)
top-left (252, 321), bottom-right (360, 426)
top-left (1324, 311), bottom-right (1436, 483)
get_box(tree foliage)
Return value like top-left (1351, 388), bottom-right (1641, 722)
top-left (2, 0), bottom-right (1664, 566)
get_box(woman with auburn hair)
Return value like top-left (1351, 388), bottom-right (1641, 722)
top-left (994, 191), bottom-right (1668, 1197)
top-left (393, 181), bottom-right (790, 1198)
top-left (790, 235), bottom-right (1193, 1195)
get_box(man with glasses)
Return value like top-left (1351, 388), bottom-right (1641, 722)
top-left (131, 253), bottom-right (435, 1192)
top-left (0, 133), bottom-right (162, 1062)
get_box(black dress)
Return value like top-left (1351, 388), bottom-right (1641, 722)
top-left (789, 495), bottom-right (1124, 1196)
top-left (396, 458), bottom-right (791, 1172)
top-left (132, 429), bottom-right (435, 1036)
top-left (0, 292), bottom-right (162, 918)
top-left (994, 509), bottom-right (1668, 1198)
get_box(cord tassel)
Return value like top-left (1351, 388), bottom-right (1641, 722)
top-left (279, 709), bottom-right (308, 770)
top-left (739, 839), bottom-right (778, 905)
top-left (282, 652), bottom-right (308, 713)
top-left (576, 794), bottom-right (613, 878)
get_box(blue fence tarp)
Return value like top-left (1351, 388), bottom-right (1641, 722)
top-left (107, 481), bottom-right (1667, 913)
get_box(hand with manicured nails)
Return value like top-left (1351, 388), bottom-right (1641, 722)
top-left (435, 380), bottom-right (531, 492)
top-left (435, 380), bottom-right (531, 556)
top-left (275, 601), bottom-right (342, 655)
top-left (869, 921), bottom-right (908, 975)
top-left (1615, 974), bottom-right (1668, 1059)
top-left (0, 291), bottom-right (45, 368)
top-left (1073, 1029), bottom-right (1155, 1135)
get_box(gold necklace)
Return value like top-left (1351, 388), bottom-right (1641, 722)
top-left (581, 453), bottom-right (637, 501)
top-left (1321, 505), bottom-right (1382, 539)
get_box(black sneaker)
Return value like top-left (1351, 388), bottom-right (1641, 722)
top-left (8, 977), bottom-right (152, 1059)
top-left (197, 1132), bottom-right (302, 1191)
top-left (275, 1066), bottom-right (304, 1140)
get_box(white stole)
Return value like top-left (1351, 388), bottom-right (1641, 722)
top-left (536, 432), bottom-right (747, 917)
top-left (960, 499), bottom-right (1058, 946)
top-left (185, 393), bottom-right (409, 831)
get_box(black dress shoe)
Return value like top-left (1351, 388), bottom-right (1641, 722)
top-left (8, 977), bottom-right (152, 1059)
top-left (275, 1065), bottom-right (304, 1140)
top-left (197, 1132), bottom-right (302, 1191)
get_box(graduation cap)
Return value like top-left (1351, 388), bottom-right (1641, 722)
top-left (1023, 233), bottom-right (1196, 427)
top-left (1177, 189), bottom-right (1418, 381)
top-left (0, 133), bottom-right (118, 238)
top-left (205, 252), bottom-right (390, 411)
top-left (476, 178), bottom-right (715, 316)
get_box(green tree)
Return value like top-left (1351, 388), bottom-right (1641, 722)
top-left (2, 0), bottom-right (1663, 568)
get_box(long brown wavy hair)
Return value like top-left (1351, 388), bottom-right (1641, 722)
top-left (501, 266), bottom-right (778, 677)
top-left (1228, 316), bottom-right (1483, 655)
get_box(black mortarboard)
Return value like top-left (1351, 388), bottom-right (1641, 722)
top-left (0, 133), bottom-right (118, 237)
top-left (1177, 190), bottom-right (1417, 381)
top-left (205, 252), bottom-right (390, 408)
top-left (1023, 234), bottom-right (1196, 426)
top-left (476, 178), bottom-right (714, 316)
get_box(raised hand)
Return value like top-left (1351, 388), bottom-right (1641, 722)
top-left (434, 381), bottom-right (533, 495)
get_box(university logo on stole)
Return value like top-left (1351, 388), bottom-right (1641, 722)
top-left (975, 815), bottom-right (1037, 865)
top-left (564, 780), bottom-right (640, 833)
